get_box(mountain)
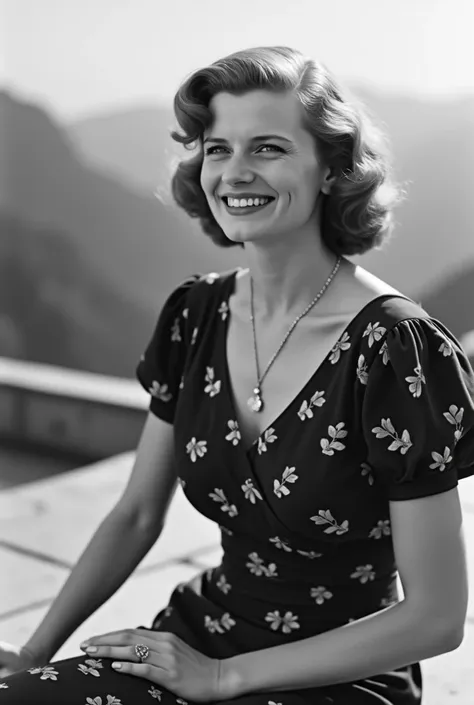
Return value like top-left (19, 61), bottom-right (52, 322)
top-left (0, 212), bottom-right (155, 376)
top-left (68, 89), bottom-right (474, 308)
top-left (0, 90), bottom-right (243, 375)
top-left (64, 104), bottom-right (182, 194)
top-left (0, 90), bottom-right (243, 317)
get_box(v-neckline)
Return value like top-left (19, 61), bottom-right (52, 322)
top-left (220, 268), bottom-right (416, 456)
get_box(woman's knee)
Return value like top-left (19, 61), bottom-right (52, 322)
top-left (0, 654), bottom-right (145, 704)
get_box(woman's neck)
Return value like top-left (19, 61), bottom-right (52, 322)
top-left (241, 238), bottom-right (345, 322)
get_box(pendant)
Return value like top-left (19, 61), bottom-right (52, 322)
top-left (247, 388), bottom-right (263, 413)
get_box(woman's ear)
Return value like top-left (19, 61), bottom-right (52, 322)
top-left (321, 167), bottom-right (337, 195)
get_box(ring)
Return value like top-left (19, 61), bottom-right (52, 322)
top-left (134, 643), bottom-right (150, 662)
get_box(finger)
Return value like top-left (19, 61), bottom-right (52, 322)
top-left (82, 644), bottom-right (154, 662)
top-left (111, 660), bottom-right (166, 682)
top-left (80, 628), bottom-right (153, 648)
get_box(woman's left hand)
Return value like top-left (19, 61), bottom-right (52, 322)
top-left (80, 629), bottom-right (225, 702)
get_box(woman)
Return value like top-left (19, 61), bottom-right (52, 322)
top-left (1, 45), bottom-right (474, 704)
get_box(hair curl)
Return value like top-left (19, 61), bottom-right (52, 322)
top-left (169, 46), bottom-right (407, 255)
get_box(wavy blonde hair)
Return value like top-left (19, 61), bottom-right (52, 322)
top-left (169, 46), bottom-right (407, 254)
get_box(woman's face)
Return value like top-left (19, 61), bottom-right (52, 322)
top-left (200, 89), bottom-right (333, 246)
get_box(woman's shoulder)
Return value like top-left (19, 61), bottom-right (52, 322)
top-left (194, 267), bottom-right (242, 287)
top-left (341, 262), bottom-right (430, 325)
top-left (335, 263), bottom-right (464, 363)
top-left (173, 267), bottom-right (240, 324)
top-left (165, 267), bottom-right (240, 303)
top-left (185, 267), bottom-right (241, 304)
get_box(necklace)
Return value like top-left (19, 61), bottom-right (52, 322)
top-left (247, 256), bottom-right (342, 413)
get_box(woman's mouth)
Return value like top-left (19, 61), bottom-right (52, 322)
top-left (221, 196), bottom-right (275, 216)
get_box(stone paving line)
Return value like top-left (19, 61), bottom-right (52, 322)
top-left (1, 453), bottom-right (474, 703)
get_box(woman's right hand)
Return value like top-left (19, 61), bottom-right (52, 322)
top-left (0, 640), bottom-right (46, 678)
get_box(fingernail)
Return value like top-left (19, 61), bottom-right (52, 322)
top-left (112, 662), bottom-right (121, 669)
top-left (85, 646), bottom-right (97, 653)
top-left (79, 642), bottom-right (89, 649)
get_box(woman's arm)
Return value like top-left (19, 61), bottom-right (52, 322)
top-left (222, 486), bottom-right (468, 696)
top-left (24, 412), bottom-right (179, 663)
top-left (24, 506), bottom-right (163, 663)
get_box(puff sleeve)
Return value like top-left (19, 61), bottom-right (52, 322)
top-left (135, 275), bottom-right (200, 423)
top-left (362, 317), bottom-right (474, 500)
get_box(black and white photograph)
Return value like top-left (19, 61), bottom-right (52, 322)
top-left (1, 1), bottom-right (473, 703)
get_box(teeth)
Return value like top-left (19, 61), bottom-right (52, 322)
top-left (226, 197), bottom-right (271, 208)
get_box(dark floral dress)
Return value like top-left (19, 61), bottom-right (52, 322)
top-left (2, 268), bottom-right (474, 705)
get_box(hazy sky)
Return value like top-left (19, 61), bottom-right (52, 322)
top-left (2, 0), bottom-right (473, 122)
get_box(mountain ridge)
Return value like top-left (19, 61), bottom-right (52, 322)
top-left (1, 87), bottom-right (473, 373)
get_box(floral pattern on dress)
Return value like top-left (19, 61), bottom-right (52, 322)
top-left (257, 427), bottom-right (277, 454)
top-left (77, 659), bottom-right (104, 677)
top-left (149, 381), bottom-right (172, 402)
top-left (363, 322), bottom-right (387, 348)
top-left (429, 447), bottom-right (453, 471)
top-left (438, 339), bottom-right (453, 357)
top-left (265, 610), bottom-right (300, 633)
top-left (356, 355), bottom-right (369, 385)
top-left (369, 520), bottom-right (391, 539)
top-left (241, 478), bottom-right (263, 503)
top-left (328, 332), bottom-right (351, 364)
top-left (372, 419), bottom-right (412, 455)
top-left (351, 564), bottom-right (376, 583)
top-left (297, 390), bottom-right (326, 420)
top-left (405, 364), bottom-right (426, 397)
top-left (204, 612), bottom-right (236, 633)
top-left (216, 573), bottom-right (232, 593)
top-left (204, 366), bottom-right (221, 397)
top-left (27, 665), bottom-right (60, 681)
top-left (310, 509), bottom-right (349, 535)
top-left (269, 536), bottom-right (292, 552)
top-left (185, 437), bottom-right (207, 462)
top-left (320, 422), bottom-right (348, 455)
top-left (218, 301), bottom-right (229, 320)
top-left (444, 404), bottom-right (465, 443)
top-left (379, 340), bottom-right (390, 365)
top-left (208, 488), bottom-right (238, 516)
top-left (246, 552), bottom-right (278, 578)
top-left (225, 420), bottom-right (241, 445)
top-left (171, 317), bottom-right (181, 343)
top-left (310, 586), bottom-right (333, 604)
top-left (273, 467), bottom-right (299, 498)
top-left (360, 462), bottom-right (375, 486)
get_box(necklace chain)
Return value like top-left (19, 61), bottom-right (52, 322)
top-left (247, 255), bottom-right (342, 413)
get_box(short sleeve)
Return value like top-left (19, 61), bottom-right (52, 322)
top-left (135, 275), bottom-right (200, 423)
top-left (362, 317), bottom-right (474, 500)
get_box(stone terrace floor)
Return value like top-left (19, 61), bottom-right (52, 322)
top-left (1, 452), bottom-right (473, 703)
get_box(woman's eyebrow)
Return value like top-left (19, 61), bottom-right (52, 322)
top-left (203, 134), bottom-right (293, 144)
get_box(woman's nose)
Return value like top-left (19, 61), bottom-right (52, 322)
top-left (221, 154), bottom-right (254, 184)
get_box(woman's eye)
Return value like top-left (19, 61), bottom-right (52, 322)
top-left (259, 144), bottom-right (283, 153)
top-left (204, 144), bottom-right (283, 156)
top-left (204, 146), bottom-right (226, 155)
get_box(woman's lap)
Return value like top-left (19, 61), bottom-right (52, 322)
top-left (0, 654), bottom-right (421, 704)
top-left (0, 654), bottom-right (161, 704)
top-left (0, 654), bottom-right (318, 705)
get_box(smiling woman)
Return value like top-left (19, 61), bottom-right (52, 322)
top-left (170, 47), bottom-right (404, 256)
top-left (1, 45), bottom-right (474, 705)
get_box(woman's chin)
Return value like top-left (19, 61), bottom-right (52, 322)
top-left (221, 226), bottom-right (270, 245)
